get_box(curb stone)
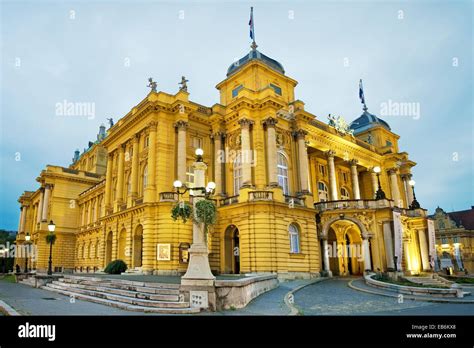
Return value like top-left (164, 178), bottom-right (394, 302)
top-left (348, 279), bottom-right (474, 304)
top-left (284, 277), bottom-right (330, 316)
top-left (0, 299), bottom-right (21, 316)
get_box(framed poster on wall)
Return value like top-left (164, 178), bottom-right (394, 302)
top-left (157, 243), bottom-right (171, 261)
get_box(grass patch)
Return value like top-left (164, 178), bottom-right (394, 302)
top-left (444, 276), bottom-right (474, 284)
top-left (0, 275), bottom-right (16, 283)
top-left (373, 274), bottom-right (448, 289)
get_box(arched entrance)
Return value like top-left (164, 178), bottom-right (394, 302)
top-left (105, 231), bottom-right (113, 265)
top-left (118, 228), bottom-right (127, 261)
top-left (324, 219), bottom-right (365, 276)
top-left (133, 225), bottom-right (143, 268)
top-left (224, 225), bottom-right (240, 274)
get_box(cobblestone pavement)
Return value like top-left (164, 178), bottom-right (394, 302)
top-left (294, 278), bottom-right (474, 316)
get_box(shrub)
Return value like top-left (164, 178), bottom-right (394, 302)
top-left (104, 260), bottom-right (127, 274)
top-left (171, 201), bottom-right (193, 223)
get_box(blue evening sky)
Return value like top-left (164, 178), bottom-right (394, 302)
top-left (0, 0), bottom-right (472, 230)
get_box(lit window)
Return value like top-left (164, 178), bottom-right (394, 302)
top-left (318, 182), bottom-right (329, 202)
top-left (232, 85), bottom-right (243, 98)
top-left (340, 187), bottom-right (350, 200)
top-left (277, 152), bottom-right (289, 195)
top-left (270, 83), bottom-right (282, 96)
top-left (289, 224), bottom-right (300, 253)
top-left (186, 166), bottom-right (195, 187)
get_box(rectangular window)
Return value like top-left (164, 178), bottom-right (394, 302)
top-left (270, 83), bottom-right (282, 96)
top-left (318, 164), bottom-right (326, 177)
top-left (191, 136), bottom-right (202, 149)
top-left (232, 85), bottom-right (243, 98)
top-left (342, 172), bottom-right (348, 183)
top-left (145, 136), bottom-right (150, 148)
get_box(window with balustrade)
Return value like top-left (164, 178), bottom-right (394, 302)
top-left (340, 187), bottom-right (350, 200)
top-left (318, 181), bottom-right (329, 202)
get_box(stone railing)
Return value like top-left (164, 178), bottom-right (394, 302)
top-left (159, 192), bottom-right (178, 202)
top-left (134, 197), bottom-right (143, 205)
top-left (314, 199), bottom-right (394, 212)
top-left (219, 195), bottom-right (239, 206)
top-left (284, 195), bottom-right (305, 207)
top-left (119, 203), bottom-right (127, 212)
top-left (249, 191), bottom-right (273, 202)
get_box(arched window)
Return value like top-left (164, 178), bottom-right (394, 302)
top-left (83, 243), bottom-right (88, 259)
top-left (89, 241), bottom-right (94, 259)
top-left (277, 152), bottom-right (289, 195)
top-left (340, 187), bottom-right (350, 200)
top-left (142, 165), bottom-right (148, 192)
top-left (289, 224), bottom-right (300, 253)
top-left (233, 154), bottom-right (242, 195)
top-left (318, 182), bottom-right (329, 202)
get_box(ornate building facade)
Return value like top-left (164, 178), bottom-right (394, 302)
top-left (431, 206), bottom-right (474, 274)
top-left (15, 45), bottom-right (434, 279)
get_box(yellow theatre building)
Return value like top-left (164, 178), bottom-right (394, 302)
top-left (15, 41), bottom-right (436, 279)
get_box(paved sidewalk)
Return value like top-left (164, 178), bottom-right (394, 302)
top-left (293, 278), bottom-right (474, 316)
top-left (0, 277), bottom-right (311, 316)
top-left (0, 280), bottom-right (148, 315)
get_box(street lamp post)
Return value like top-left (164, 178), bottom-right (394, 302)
top-left (408, 180), bottom-right (421, 209)
top-left (373, 166), bottom-right (386, 200)
top-left (24, 232), bottom-right (31, 273)
top-left (47, 220), bottom-right (56, 275)
top-left (175, 149), bottom-right (216, 308)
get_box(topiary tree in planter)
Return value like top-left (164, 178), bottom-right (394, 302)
top-left (104, 259), bottom-right (127, 274)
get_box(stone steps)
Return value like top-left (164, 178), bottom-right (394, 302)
top-left (59, 277), bottom-right (179, 295)
top-left (44, 282), bottom-right (187, 308)
top-left (405, 276), bottom-right (448, 287)
top-left (50, 281), bottom-right (179, 301)
top-left (41, 275), bottom-right (199, 314)
top-left (42, 286), bottom-right (200, 314)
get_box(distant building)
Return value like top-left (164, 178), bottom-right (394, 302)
top-left (430, 206), bottom-right (474, 274)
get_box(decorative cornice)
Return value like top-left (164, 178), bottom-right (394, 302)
top-left (238, 118), bottom-right (254, 129)
top-left (293, 129), bottom-right (308, 139)
top-left (174, 120), bottom-right (189, 130)
top-left (262, 116), bottom-right (278, 128)
top-left (325, 150), bottom-right (336, 158)
top-left (349, 159), bottom-right (359, 166)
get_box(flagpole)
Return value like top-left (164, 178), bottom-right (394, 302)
top-left (250, 7), bottom-right (257, 50)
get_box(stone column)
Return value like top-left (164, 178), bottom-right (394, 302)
top-left (175, 120), bottom-right (188, 183)
top-left (325, 150), bottom-right (338, 201)
top-left (403, 240), bottom-right (411, 271)
top-left (402, 174), bottom-right (414, 208)
top-left (383, 222), bottom-right (395, 269)
top-left (37, 188), bottom-right (44, 224)
top-left (295, 129), bottom-right (310, 193)
top-left (115, 145), bottom-right (125, 205)
top-left (212, 132), bottom-right (224, 195)
top-left (322, 237), bottom-right (332, 277)
top-left (20, 207), bottom-right (27, 233)
top-left (418, 229), bottom-right (430, 271)
top-left (41, 184), bottom-right (51, 222)
top-left (371, 171), bottom-right (378, 199)
top-left (144, 122), bottom-right (157, 202)
top-left (263, 117), bottom-right (278, 187)
top-left (388, 168), bottom-right (401, 207)
top-left (104, 153), bottom-right (113, 209)
top-left (362, 233), bottom-right (372, 272)
top-left (238, 118), bottom-right (254, 187)
top-left (130, 134), bottom-right (140, 201)
top-left (350, 159), bottom-right (361, 199)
